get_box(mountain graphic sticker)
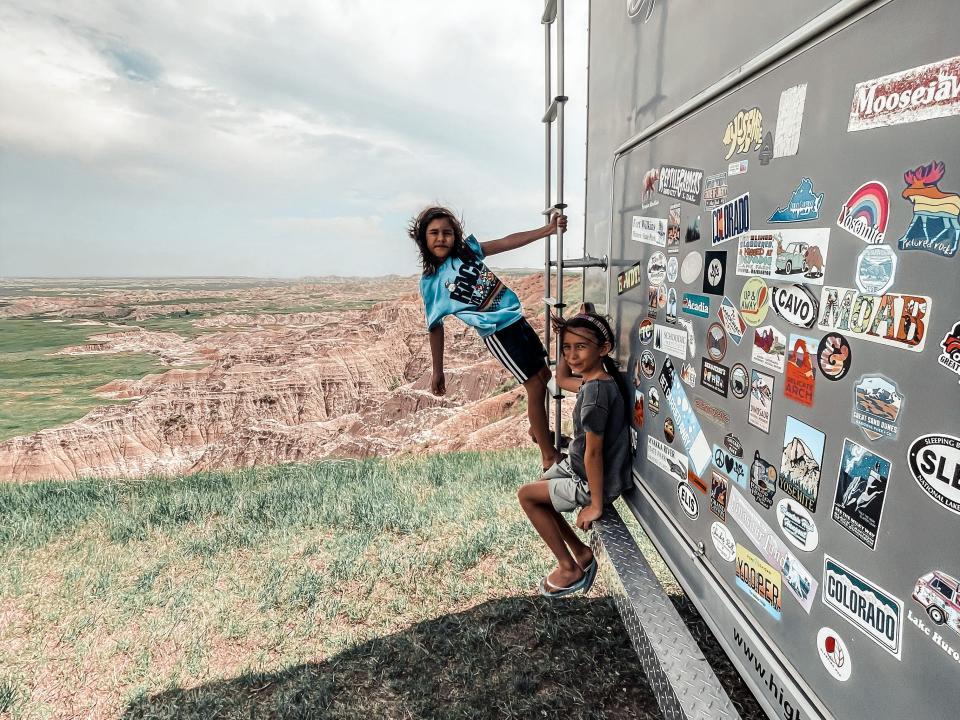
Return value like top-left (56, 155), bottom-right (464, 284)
top-left (896, 161), bottom-right (960, 257)
top-left (779, 415), bottom-right (825, 511)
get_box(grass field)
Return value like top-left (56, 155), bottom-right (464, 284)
top-left (0, 450), bottom-right (764, 719)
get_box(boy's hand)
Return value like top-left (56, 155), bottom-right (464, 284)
top-left (546, 212), bottom-right (568, 235)
top-left (576, 504), bottom-right (603, 530)
top-left (430, 371), bottom-right (446, 396)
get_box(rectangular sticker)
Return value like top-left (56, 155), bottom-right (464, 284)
top-left (779, 415), bottom-right (825, 512)
top-left (654, 324), bottom-right (687, 360)
top-left (718, 296), bottom-right (746, 345)
top-left (659, 358), bottom-right (711, 478)
top-left (632, 216), bottom-right (667, 246)
top-left (647, 435), bottom-right (687, 483)
top-left (728, 487), bottom-right (818, 612)
top-left (713, 443), bottom-right (747, 488)
top-left (784, 334), bottom-right (816, 406)
top-left (710, 471), bottom-right (729, 520)
top-left (823, 555), bottom-right (903, 659)
top-left (681, 293), bottom-right (710, 318)
top-left (752, 325), bottom-right (786, 373)
top-left (703, 171), bottom-right (728, 209)
top-left (848, 55), bottom-right (960, 132)
top-left (748, 369), bottom-right (774, 434)
top-left (773, 83), bottom-right (807, 158)
top-left (667, 203), bottom-right (682, 253)
top-left (832, 438), bottom-right (891, 551)
top-left (736, 233), bottom-right (777, 277)
top-left (700, 358), bottom-right (729, 397)
top-left (818, 287), bottom-right (932, 353)
top-left (657, 165), bottom-right (704, 205)
top-left (617, 261), bottom-right (643, 295)
top-left (728, 160), bottom-right (748, 177)
top-left (735, 543), bottom-right (782, 620)
top-left (712, 192), bottom-right (750, 246)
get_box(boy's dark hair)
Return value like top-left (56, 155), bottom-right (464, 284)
top-left (407, 206), bottom-right (475, 275)
top-left (556, 311), bottom-right (633, 425)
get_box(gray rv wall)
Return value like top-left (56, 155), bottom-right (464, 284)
top-left (584, 1), bottom-right (960, 719)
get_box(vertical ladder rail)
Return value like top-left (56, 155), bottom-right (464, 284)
top-left (553, 0), bottom-right (566, 449)
top-left (542, 8), bottom-right (553, 399)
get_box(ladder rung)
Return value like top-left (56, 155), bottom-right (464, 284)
top-left (541, 203), bottom-right (568, 216)
top-left (544, 297), bottom-right (566, 308)
top-left (541, 96), bottom-right (568, 123)
top-left (552, 394), bottom-right (564, 401)
top-left (549, 255), bottom-right (608, 269)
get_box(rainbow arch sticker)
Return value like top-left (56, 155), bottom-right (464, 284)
top-left (836, 181), bottom-right (889, 244)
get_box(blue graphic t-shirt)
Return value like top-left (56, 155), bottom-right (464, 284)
top-left (420, 235), bottom-right (523, 337)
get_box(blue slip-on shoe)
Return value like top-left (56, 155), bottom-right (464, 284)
top-left (538, 572), bottom-right (589, 598)
top-left (579, 558), bottom-right (599, 595)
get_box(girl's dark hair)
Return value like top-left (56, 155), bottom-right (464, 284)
top-left (407, 206), bottom-right (475, 275)
top-left (557, 312), bottom-right (632, 424)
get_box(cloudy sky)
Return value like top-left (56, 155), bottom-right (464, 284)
top-left (0, 1), bottom-right (588, 277)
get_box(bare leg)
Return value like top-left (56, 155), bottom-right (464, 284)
top-left (524, 365), bottom-right (561, 469)
top-left (550, 507), bottom-right (594, 569)
top-left (518, 482), bottom-right (584, 588)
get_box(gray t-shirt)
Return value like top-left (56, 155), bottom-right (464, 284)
top-left (568, 377), bottom-right (632, 504)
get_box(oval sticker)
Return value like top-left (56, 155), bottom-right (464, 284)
top-left (817, 627), bottom-right (852, 681)
top-left (739, 277), bottom-right (770, 327)
top-left (710, 521), bottom-right (736, 562)
top-left (776, 497), bottom-right (819, 551)
top-left (680, 251), bottom-right (703, 284)
top-left (648, 251), bottom-right (667, 285)
top-left (678, 482), bottom-right (699, 519)
top-left (770, 283), bottom-right (819, 329)
top-left (908, 434), bottom-right (960, 515)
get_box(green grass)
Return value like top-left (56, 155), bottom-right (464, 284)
top-left (0, 450), bottom-right (764, 719)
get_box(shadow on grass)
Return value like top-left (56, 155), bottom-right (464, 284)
top-left (122, 594), bottom-right (765, 720)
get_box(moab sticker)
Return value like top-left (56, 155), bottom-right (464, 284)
top-left (833, 438), bottom-right (891, 551)
top-left (848, 55), bottom-right (960, 132)
top-left (823, 555), bottom-right (903, 659)
top-left (818, 286), bottom-right (931, 352)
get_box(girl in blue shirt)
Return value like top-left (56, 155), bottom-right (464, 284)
top-left (409, 205), bottom-right (566, 470)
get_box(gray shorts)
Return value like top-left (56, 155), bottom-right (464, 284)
top-left (546, 460), bottom-right (592, 512)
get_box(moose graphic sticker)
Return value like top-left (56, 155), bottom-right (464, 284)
top-left (896, 161), bottom-right (960, 258)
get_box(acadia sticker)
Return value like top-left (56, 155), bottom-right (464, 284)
top-left (818, 286), bottom-right (931, 352)
top-left (823, 555), bottom-right (903, 660)
top-left (908, 434), bottom-right (960, 515)
top-left (848, 55), bottom-right (960, 132)
top-left (682, 293), bottom-right (710, 318)
top-left (837, 181), bottom-right (889, 244)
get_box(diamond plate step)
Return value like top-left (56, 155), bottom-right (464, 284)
top-left (593, 505), bottom-right (741, 720)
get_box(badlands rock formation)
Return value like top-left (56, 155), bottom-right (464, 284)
top-left (0, 275), bottom-right (575, 482)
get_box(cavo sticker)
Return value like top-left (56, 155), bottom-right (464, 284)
top-left (770, 283), bottom-right (819, 329)
top-left (908, 434), bottom-right (960, 515)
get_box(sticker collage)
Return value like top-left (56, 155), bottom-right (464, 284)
top-left (626, 57), bottom-right (960, 680)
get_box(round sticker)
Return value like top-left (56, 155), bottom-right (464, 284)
top-left (855, 244), bottom-right (897, 296)
top-left (710, 522), bottom-right (736, 562)
top-left (706, 322), bottom-right (727, 361)
top-left (908, 434), bottom-right (960, 515)
top-left (666, 256), bottom-right (679, 283)
top-left (817, 628), bottom-right (852, 682)
top-left (647, 386), bottom-right (661, 416)
top-left (640, 350), bottom-right (656, 379)
top-left (818, 333), bottom-right (852, 381)
top-left (677, 482), bottom-right (699, 520)
top-left (776, 497), bottom-right (819, 551)
top-left (664, 417), bottom-right (675, 444)
top-left (648, 252), bottom-right (667, 285)
top-left (638, 318), bottom-right (654, 345)
top-left (705, 256), bottom-right (724, 291)
top-left (633, 358), bottom-right (643, 388)
top-left (680, 251), bottom-right (703, 284)
top-left (739, 277), bottom-right (769, 327)
top-left (730, 364), bottom-right (749, 399)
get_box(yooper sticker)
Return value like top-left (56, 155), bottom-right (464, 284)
top-left (908, 434), bottom-right (960, 515)
top-left (735, 544), bottom-right (782, 621)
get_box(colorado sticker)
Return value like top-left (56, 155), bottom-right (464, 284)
top-left (823, 555), bottom-right (903, 659)
top-left (779, 416), bottom-right (825, 512)
top-left (712, 192), bottom-right (750, 246)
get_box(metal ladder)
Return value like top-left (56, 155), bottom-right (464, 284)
top-left (539, 6), bottom-right (742, 719)
top-left (540, 0), bottom-right (607, 448)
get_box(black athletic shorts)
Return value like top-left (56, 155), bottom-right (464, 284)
top-left (482, 318), bottom-right (548, 384)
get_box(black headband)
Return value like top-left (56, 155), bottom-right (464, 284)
top-left (571, 313), bottom-right (613, 346)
